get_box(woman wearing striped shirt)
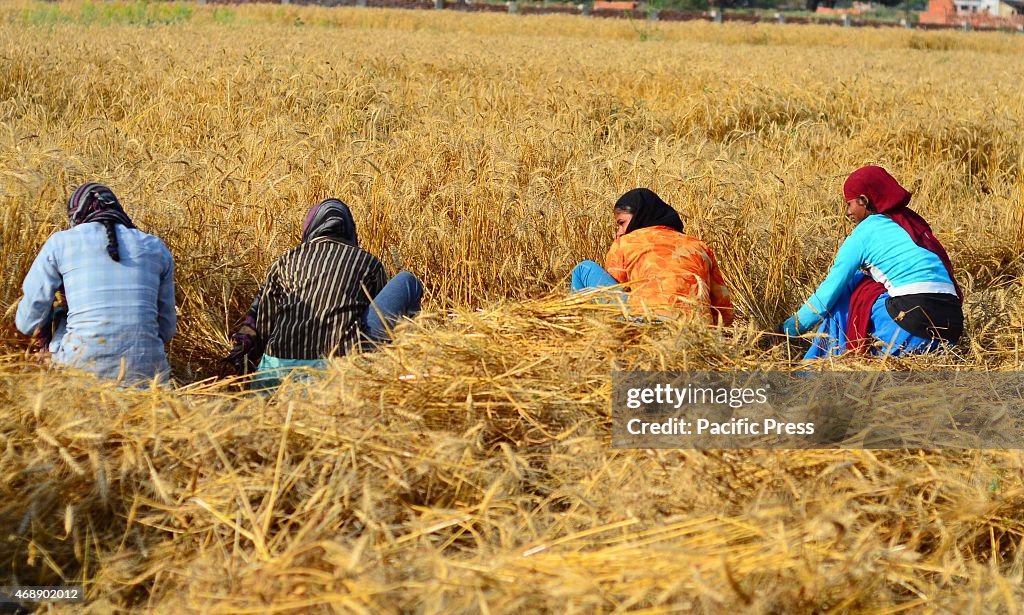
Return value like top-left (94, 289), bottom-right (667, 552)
top-left (226, 199), bottom-right (422, 390)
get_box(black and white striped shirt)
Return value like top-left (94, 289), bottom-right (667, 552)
top-left (256, 238), bottom-right (387, 360)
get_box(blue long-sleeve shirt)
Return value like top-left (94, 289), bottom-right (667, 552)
top-left (791, 214), bottom-right (956, 333)
top-left (16, 222), bottom-right (176, 384)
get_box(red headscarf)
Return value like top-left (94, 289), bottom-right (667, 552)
top-left (843, 166), bottom-right (962, 351)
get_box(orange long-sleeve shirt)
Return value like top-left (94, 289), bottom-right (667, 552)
top-left (604, 226), bottom-right (734, 325)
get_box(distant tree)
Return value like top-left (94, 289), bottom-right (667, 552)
top-left (806, 0), bottom-right (836, 11)
top-left (741, 0), bottom-right (780, 8)
top-left (667, 0), bottom-right (708, 9)
top-left (665, 0), bottom-right (709, 9)
top-left (715, 0), bottom-right (774, 8)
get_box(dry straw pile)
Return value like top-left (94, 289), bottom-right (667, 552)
top-left (1, 1), bottom-right (1023, 611)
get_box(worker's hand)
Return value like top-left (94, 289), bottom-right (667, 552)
top-left (35, 349), bottom-right (53, 368)
top-left (777, 316), bottom-right (800, 337)
top-left (224, 329), bottom-right (261, 375)
top-left (223, 315), bottom-right (263, 376)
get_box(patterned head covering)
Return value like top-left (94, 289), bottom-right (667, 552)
top-left (614, 188), bottom-right (684, 235)
top-left (68, 183), bottom-right (133, 226)
top-left (301, 198), bottom-right (358, 246)
top-left (67, 183), bottom-right (135, 261)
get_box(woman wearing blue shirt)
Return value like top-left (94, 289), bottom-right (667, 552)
top-left (780, 166), bottom-right (963, 359)
top-left (16, 183), bottom-right (176, 384)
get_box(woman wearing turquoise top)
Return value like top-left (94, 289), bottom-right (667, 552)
top-left (779, 166), bottom-right (963, 360)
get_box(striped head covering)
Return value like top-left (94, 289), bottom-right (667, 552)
top-left (301, 198), bottom-right (358, 246)
top-left (67, 183), bottom-right (135, 262)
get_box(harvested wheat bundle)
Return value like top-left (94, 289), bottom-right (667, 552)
top-left (1, 299), bottom-right (1023, 612)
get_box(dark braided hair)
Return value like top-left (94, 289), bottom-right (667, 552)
top-left (103, 219), bottom-right (121, 261)
top-left (91, 188), bottom-right (124, 262)
top-left (88, 189), bottom-right (123, 260)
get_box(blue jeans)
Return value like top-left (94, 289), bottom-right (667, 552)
top-left (571, 260), bottom-right (618, 292)
top-left (570, 260), bottom-right (629, 307)
top-left (363, 271), bottom-right (423, 342)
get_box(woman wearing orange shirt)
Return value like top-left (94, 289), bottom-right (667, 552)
top-left (571, 188), bottom-right (734, 325)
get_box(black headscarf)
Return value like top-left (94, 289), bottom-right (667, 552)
top-left (614, 188), bottom-right (684, 235)
top-left (301, 198), bottom-right (358, 246)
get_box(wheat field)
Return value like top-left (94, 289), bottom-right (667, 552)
top-left (1, 1), bottom-right (1024, 612)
